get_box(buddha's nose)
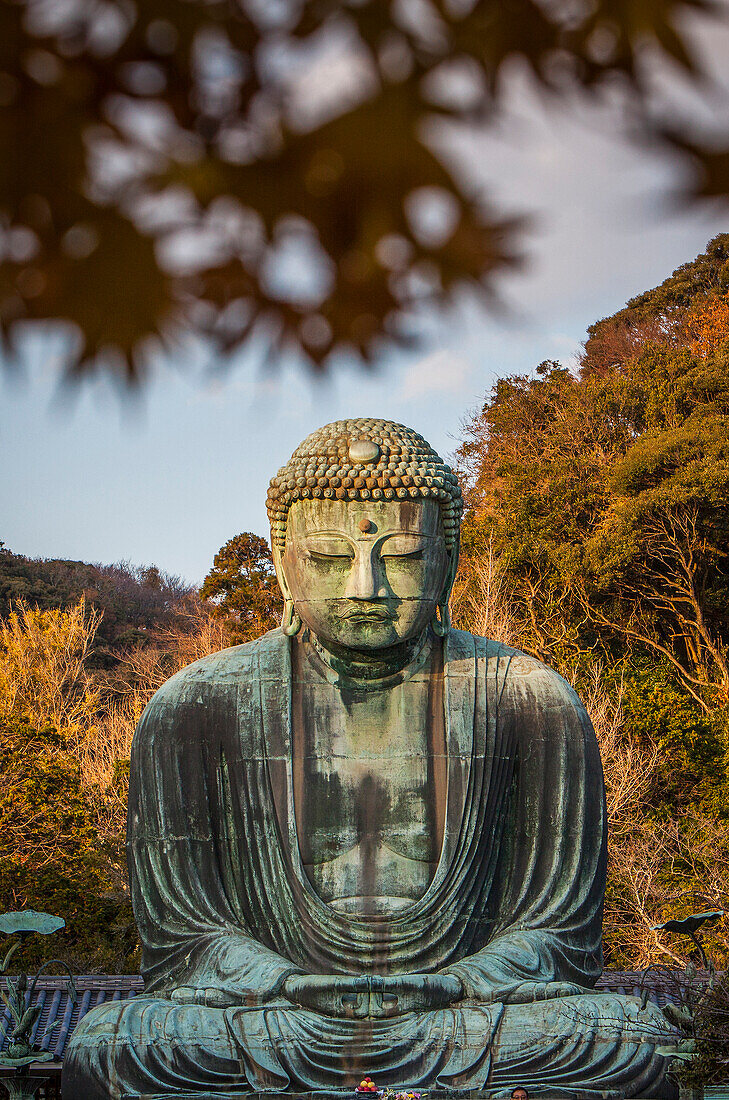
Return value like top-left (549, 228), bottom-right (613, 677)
top-left (344, 549), bottom-right (387, 600)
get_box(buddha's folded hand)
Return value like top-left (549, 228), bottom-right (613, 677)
top-left (374, 974), bottom-right (464, 1017)
top-left (282, 973), bottom-right (464, 1019)
top-left (283, 974), bottom-right (370, 1018)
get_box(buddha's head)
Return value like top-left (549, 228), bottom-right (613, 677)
top-left (267, 419), bottom-right (462, 653)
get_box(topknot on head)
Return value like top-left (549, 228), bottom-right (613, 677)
top-left (266, 418), bottom-right (463, 552)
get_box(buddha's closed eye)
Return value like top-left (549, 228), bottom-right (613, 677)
top-left (382, 547), bottom-right (424, 561)
top-left (380, 536), bottom-right (429, 558)
top-left (305, 538), bottom-right (354, 560)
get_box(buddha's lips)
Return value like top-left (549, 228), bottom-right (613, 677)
top-left (342, 606), bottom-right (393, 622)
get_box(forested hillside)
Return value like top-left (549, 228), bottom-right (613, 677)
top-left (1, 235), bottom-right (728, 972)
top-left (0, 550), bottom-right (196, 661)
top-left (453, 233), bottom-right (729, 967)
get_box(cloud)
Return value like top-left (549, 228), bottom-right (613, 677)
top-left (397, 350), bottom-right (473, 401)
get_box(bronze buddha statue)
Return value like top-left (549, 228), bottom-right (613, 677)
top-left (64, 419), bottom-right (679, 1099)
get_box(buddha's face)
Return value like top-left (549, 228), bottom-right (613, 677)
top-left (278, 498), bottom-right (450, 651)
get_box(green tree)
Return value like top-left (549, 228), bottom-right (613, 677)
top-left (2, 0), bottom-right (728, 382)
top-left (458, 241), bottom-right (729, 709)
top-left (0, 716), bottom-right (136, 973)
top-left (201, 533), bottom-right (282, 644)
top-left (455, 236), bottom-right (729, 966)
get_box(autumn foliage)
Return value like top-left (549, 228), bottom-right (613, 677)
top-left (684, 292), bottom-right (729, 360)
top-left (454, 234), bottom-right (729, 968)
top-left (0, 587), bottom-right (226, 971)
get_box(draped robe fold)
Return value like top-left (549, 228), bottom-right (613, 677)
top-left (63, 628), bottom-right (678, 1099)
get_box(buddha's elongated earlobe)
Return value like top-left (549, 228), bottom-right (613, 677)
top-left (431, 542), bottom-right (458, 637)
top-left (273, 543), bottom-right (301, 636)
top-left (282, 597), bottom-right (302, 637)
top-left (430, 600), bottom-right (451, 637)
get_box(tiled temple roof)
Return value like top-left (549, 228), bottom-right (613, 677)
top-left (0, 971), bottom-right (702, 1065)
top-left (0, 975), bottom-right (142, 1064)
top-left (597, 969), bottom-right (704, 1008)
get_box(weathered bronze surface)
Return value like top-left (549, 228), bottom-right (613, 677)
top-left (63, 420), bottom-right (680, 1099)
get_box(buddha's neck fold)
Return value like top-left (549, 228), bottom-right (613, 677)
top-left (306, 629), bottom-right (432, 685)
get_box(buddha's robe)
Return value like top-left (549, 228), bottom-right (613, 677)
top-left (63, 628), bottom-right (678, 1099)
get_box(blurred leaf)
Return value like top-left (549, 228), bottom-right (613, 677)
top-left (660, 131), bottom-right (729, 201)
top-left (0, 0), bottom-right (727, 382)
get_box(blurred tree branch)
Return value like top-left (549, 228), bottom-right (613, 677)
top-left (1, 0), bottom-right (728, 382)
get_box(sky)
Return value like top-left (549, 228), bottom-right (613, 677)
top-left (2, 27), bottom-right (729, 585)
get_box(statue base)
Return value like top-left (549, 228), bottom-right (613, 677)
top-left (128, 1090), bottom-right (629, 1100)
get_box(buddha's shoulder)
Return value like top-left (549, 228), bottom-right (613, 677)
top-left (139, 627), bottom-right (287, 716)
top-left (447, 628), bottom-right (583, 709)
